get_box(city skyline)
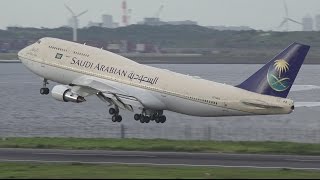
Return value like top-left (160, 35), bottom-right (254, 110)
top-left (1, 0), bottom-right (320, 31)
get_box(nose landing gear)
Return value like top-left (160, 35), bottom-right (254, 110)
top-left (40, 79), bottom-right (50, 95)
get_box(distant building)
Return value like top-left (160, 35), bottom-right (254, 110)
top-left (87, 21), bottom-right (102, 28)
top-left (140, 18), bottom-right (166, 26)
top-left (302, 15), bottom-right (313, 31)
top-left (315, 14), bottom-right (320, 31)
top-left (102, 14), bottom-right (114, 28)
top-left (120, 40), bottom-right (128, 53)
top-left (139, 18), bottom-right (198, 26)
top-left (167, 20), bottom-right (197, 26)
top-left (113, 22), bottom-right (119, 28)
top-left (207, 26), bottom-right (253, 31)
top-left (107, 44), bottom-right (121, 53)
top-left (136, 44), bottom-right (146, 52)
top-left (87, 14), bottom-right (118, 28)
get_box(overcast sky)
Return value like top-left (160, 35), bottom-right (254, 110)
top-left (1, 0), bottom-right (320, 31)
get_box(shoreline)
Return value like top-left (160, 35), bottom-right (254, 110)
top-left (2, 53), bottom-right (319, 64)
top-left (2, 59), bottom-right (320, 64)
top-left (0, 60), bottom-right (20, 63)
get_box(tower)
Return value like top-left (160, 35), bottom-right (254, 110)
top-left (122, 0), bottom-right (128, 26)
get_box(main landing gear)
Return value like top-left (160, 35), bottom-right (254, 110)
top-left (134, 110), bottom-right (166, 124)
top-left (109, 107), bottom-right (122, 123)
top-left (40, 79), bottom-right (50, 95)
top-left (108, 107), bottom-right (166, 124)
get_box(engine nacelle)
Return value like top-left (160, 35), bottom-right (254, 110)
top-left (51, 85), bottom-right (86, 103)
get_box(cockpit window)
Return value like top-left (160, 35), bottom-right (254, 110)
top-left (37, 40), bottom-right (41, 44)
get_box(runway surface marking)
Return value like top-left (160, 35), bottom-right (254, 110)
top-left (286, 159), bottom-right (320, 162)
top-left (33, 152), bottom-right (156, 158)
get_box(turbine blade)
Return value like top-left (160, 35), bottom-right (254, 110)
top-left (283, 0), bottom-right (288, 17)
top-left (77, 10), bottom-right (88, 17)
top-left (278, 19), bottom-right (288, 28)
top-left (64, 4), bottom-right (75, 16)
top-left (287, 18), bottom-right (302, 25)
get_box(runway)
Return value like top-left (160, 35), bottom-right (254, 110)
top-left (0, 148), bottom-right (320, 170)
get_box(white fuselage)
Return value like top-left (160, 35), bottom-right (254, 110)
top-left (18, 38), bottom-right (294, 117)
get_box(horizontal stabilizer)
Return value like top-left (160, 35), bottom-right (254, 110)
top-left (241, 100), bottom-right (282, 109)
top-left (291, 85), bottom-right (320, 92)
top-left (295, 102), bottom-right (320, 108)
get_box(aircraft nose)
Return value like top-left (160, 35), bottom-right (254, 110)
top-left (18, 47), bottom-right (28, 59)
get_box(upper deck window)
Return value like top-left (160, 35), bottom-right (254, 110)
top-left (49, 46), bottom-right (67, 52)
top-left (73, 51), bottom-right (89, 57)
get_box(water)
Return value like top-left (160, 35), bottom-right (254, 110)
top-left (0, 63), bottom-right (320, 143)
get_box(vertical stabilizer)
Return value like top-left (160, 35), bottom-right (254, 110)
top-left (236, 43), bottom-right (310, 98)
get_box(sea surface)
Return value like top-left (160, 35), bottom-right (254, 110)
top-left (0, 62), bottom-right (320, 143)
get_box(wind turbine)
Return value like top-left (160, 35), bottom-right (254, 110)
top-left (154, 5), bottom-right (164, 19)
top-left (65, 4), bottom-right (88, 42)
top-left (278, 0), bottom-right (301, 31)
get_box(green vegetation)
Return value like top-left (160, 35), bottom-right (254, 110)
top-left (1, 138), bottom-right (320, 155)
top-left (4, 25), bottom-right (320, 49)
top-left (0, 163), bottom-right (319, 179)
top-left (0, 53), bottom-right (17, 60)
top-left (3, 25), bottom-right (320, 63)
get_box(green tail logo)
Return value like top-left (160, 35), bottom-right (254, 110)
top-left (267, 59), bottom-right (291, 92)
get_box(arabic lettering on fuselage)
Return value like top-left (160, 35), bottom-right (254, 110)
top-left (70, 57), bottom-right (159, 85)
top-left (128, 72), bottom-right (159, 85)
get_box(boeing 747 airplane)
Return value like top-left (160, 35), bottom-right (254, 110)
top-left (18, 38), bottom-right (314, 123)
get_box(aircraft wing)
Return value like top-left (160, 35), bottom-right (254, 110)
top-left (71, 76), bottom-right (127, 95)
top-left (71, 76), bottom-right (144, 111)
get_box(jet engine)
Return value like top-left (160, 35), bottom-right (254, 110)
top-left (51, 85), bottom-right (86, 103)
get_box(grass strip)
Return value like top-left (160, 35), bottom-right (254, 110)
top-left (0, 137), bottom-right (320, 155)
top-left (0, 53), bottom-right (17, 60)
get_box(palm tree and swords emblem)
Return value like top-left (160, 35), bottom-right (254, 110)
top-left (267, 59), bottom-right (291, 92)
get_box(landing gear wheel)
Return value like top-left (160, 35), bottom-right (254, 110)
top-left (155, 118), bottom-right (161, 123)
top-left (140, 116), bottom-right (145, 123)
top-left (134, 114), bottom-right (141, 121)
top-left (112, 115), bottom-right (117, 122)
top-left (117, 115), bottom-right (122, 122)
top-left (160, 115), bottom-right (166, 123)
top-left (109, 108), bottom-right (117, 115)
top-left (40, 88), bottom-right (49, 95)
top-left (144, 116), bottom-right (150, 123)
top-left (112, 115), bottom-right (122, 122)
